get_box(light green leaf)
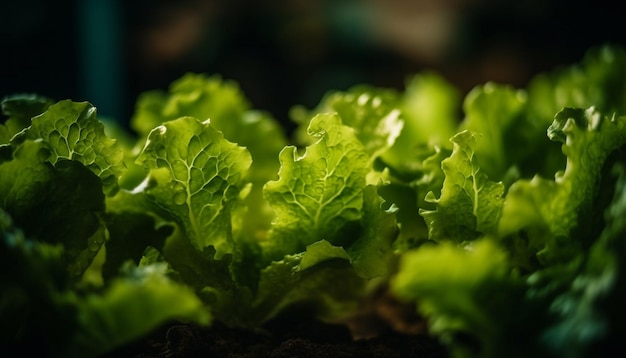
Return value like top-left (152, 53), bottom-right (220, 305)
top-left (420, 130), bottom-right (505, 243)
top-left (297, 85), bottom-right (404, 161)
top-left (19, 100), bottom-right (125, 196)
top-left (136, 116), bottom-right (252, 259)
top-left (499, 107), bottom-right (626, 265)
top-left (392, 240), bottom-right (530, 358)
top-left (70, 263), bottom-right (211, 357)
top-left (130, 75), bottom-right (286, 248)
top-left (297, 239), bottom-right (351, 272)
top-left (131, 73), bottom-right (285, 182)
top-left (460, 83), bottom-right (527, 180)
top-left (401, 72), bottom-right (460, 146)
top-left (270, 187), bottom-right (395, 279)
top-left (346, 185), bottom-right (398, 277)
top-left (263, 113), bottom-right (370, 260)
top-left (381, 72), bottom-right (460, 175)
top-left (132, 73), bottom-right (250, 136)
top-left (239, 185), bottom-right (396, 325)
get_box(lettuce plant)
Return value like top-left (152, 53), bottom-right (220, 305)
top-left (392, 45), bottom-right (626, 358)
top-left (1, 75), bottom-right (399, 356)
top-left (1, 45), bottom-right (625, 358)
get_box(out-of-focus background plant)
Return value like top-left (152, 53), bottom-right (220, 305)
top-left (1, 0), bottom-right (624, 133)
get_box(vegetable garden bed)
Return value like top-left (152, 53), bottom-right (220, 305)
top-left (2, 44), bottom-right (626, 358)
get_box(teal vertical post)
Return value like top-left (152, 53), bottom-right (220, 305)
top-left (76, 0), bottom-right (123, 122)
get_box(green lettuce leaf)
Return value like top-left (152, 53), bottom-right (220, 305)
top-left (15, 100), bottom-right (126, 196)
top-left (401, 72), bottom-right (460, 146)
top-left (249, 246), bottom-right (366, 325)
top-left (0, 94), bottom-right (54, 142)
top-left (539, 162), bottom-right (626, 358)
top-left (263, 113), bottom-right (370, 260)
top-left (132, 73), bottom-right (250, 137)
top-left (459, 83), bottom-right (526, 181)
top-left (136, 116), bottom-right (252, 260)
top-left (129, 74), bottom-right (286, 249)
top-left (1, 210), bottom-right (209, 358)
top-left (69, 262), bottom-right (211, 358)
top-left (499, 107), bottom-right (626, 265)
top-left (420, 130), bottom-right (505, 244)
top-left (392, 240), bottom-right (540, 358)
top-left (0, 140), bottom-right (106, 278)
top-left (269, 184), bottom-right (397, 279)
top-left (250, 113), bottom-right (397, 325)
top-left (131, 73), bottom-right (286, 184)
top-left (381, 72), bottom-right (460, 175)
top-left (527, 45), bottom-right (626, 121)
top-left (291, 85), bottom-right (404, 162)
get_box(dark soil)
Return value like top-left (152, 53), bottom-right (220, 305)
top-left (103, 320), bottom-right (448, 358)
top-left (103, 288), bottom-right (449, 358)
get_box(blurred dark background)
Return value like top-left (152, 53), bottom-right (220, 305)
top-left (1, 0), bottom-right (624, 133)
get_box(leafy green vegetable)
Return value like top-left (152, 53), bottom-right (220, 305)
top-left (249, 246), bottom-right (366, 325)
top-left (136, 116), bottom-right (252, 259)
top-left (291, 85), bottom-right (404, 163)
top-left (393, 240), bottom-right (538, 358)
top-left (263, 113), bottom-right (370, 259)
top-left (69, 262), bottom-right (211, 357)
top-left (0, 93), bottom-right (54, 143)
top-left (131, 73), bottom-right (286, 184)
top-left (129, 73), bottom-right (287, 251)
top-left (2, 43), bottom-right (626, 358)
top-left (391, 44), bottom-right (626, 358)
top-left (13, 100), bottom-right (126, 196)
top-left (380, 72), bottom-right (460, 175)
top-left (540, 162), bottom-right (626, 358)
top-left (527, 45), bottom-right (626, 121)
top-left (500, 107), bottom-right (626, 265)
top-left (0, 139), bottom-right (106, 278)
top-left (420, 130), bottom-right (505, 244)
top-left (459, 83), bottom-right (526, 181)
top-left (0, 208), bottom-right (210, 358)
